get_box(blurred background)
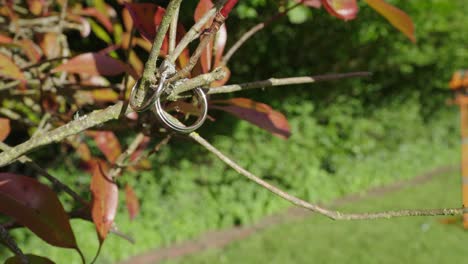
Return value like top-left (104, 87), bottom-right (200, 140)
top-left (2, 0), bottom-right (468, 263)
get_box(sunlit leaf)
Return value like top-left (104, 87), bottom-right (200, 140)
top-left (27, 0), bottom-right (44, 16)
top-left (297, 0), bottom-right (322, 8)
top-left (214, 24), bottom-right (227, 68)
top-left (211, 98), bottom-right (291, 139)
top-left (87, 131), bottom-right (122, 163)
top-left (195, 0), bottom-right (214, 73)
top-left (125, 184), bottom-right (139, 221)
top-left (88, 19), bottom-right (113, 44)
top-left (0, 53), bottom-right (25, 82)
top-left (5, 254), bottom-right (55, 264)
top-left (90, 160), bottom-right (118, 243)
top-left (0, 173), bottom-right (79, 249)
top-left (79, 7), bottom-right (114, 33)
top-left (18, 39), bottom-right (42, 63)
top-left (0, 35), bottom-right (13, 44)
top-left (364, 0), bottom-right (416, 42)
top-left (52, 52), bottom-right (138, 79)
top-left (38, 33), bottom-right (60, 59)
top-left (0, 118), bottom-right (11, 142)
top-left (321, 0), bottom-right (358, 21)
top-left (450, 70), bottom-right (468, 90)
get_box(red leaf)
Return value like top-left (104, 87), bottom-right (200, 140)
top-left (5, 254), bottom-right (55, 264)
top-left (27, 0), bottom-right (44, 16)
top-left (297, 0), bottom-right (322, 8)
top-left (18, 39), bottom-right (42, 63)
top-left (0, 35), bottom-right (13, 44)
top-left (124, 3), bottom-right (165, 42)
top-left (0, 53), bottom-right (25, 82)
top-left (214, 24), bottom-right (227, 68)
top-left (0, 118), bottom-right (11, 142)
top-left (90, 159), bottom-right (118, 242)
top-left (195, 0), bottom-right (214, 73)
top-left (0, 173), bottom-right (78, 249)
top-left (220, 0), bottom-right (238, 17)
top-left (194, 0), bottom-right (213, 22)
top-left (322, 0), bottom-right (358, 21)
top-left (364, 0), bottom-right (416, 43)
top-left (125, 184), bottom-right (139, 221)
top-left (37, 33), bottom-right (60, 59)
top-left (79, 7), bottom-right (114, 33)
top-left (87, 131), bottom-right (122, 163)
top-left (211, 98), bottom-right (291, 139)
top-left (52, 52), bottom-right (138, 79)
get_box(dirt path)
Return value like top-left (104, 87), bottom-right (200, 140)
top-left (119, 165), bottom-right (457, 264)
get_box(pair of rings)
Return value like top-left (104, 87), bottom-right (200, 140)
top-left (129, 67), bottom-right (208, 134)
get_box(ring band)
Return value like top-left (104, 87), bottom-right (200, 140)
top-left (154, 87), bottom-right (208, 133)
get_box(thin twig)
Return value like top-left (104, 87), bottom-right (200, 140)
top-left (167, 67), bottom-right (226, 100)
top-left (0, 224), bottom-right (29, 264)
top-left (167, 0), bottom-right (228, 64)
top-left (169, 6), bottom-right (180, 54)
top-left (0, 102), bottom-right (127, 167)
top-left (132, 0), bottom-right (183, 109)
top-left (189, 132), bottom-right (464, 220)
top-left (207, 72), bottom-right (372, 94)
top-left (207, 72), bottom-right (372, 95)
top-left (108, 133), bottom-right (146, 180)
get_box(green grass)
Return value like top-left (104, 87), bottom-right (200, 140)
top-left (167, 172), bottom-right (467, 264)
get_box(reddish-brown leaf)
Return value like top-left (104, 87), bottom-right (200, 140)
top-left (213, 24), bottom-right (227, 68)
top-left (0, 53), bottom-right (25, 82)
top-left (52, 52), bottom-right (138, 79)
top-left (37, 33), bottom-right (60, 59)
top-left (27, 0), bottom-right (44, 16)
top-left (0, 118), bottom-right (10, 142)
top-left (125, 184), bottom-right (139, 221)
top-left (90, 159), bottom-right (118, 242)
top-left (18, 39), bottom-right (42, 63)
top-left (297, 0), bottom-right (322, 8)
top-left (87, 131), bottom-right (122, 163)
top-left (0, 34), bottom-right (13, 44)
top-left (450, 70), bottom-right (468, 90)
top-left (79, 7), bottom-right (114, 33)
top-left (211, 98), bottom-right (291, 139)
top-left (5, 254), bottom-right (55, 264)
top-left (124, 3), bottom-right (165, 41)
top-left (195, 0), bottom-right (214, 73)
top-left (364, 0), bottom-right (416, 43)
top-left (322, 0), bottom-right (358, 21)
top-left (0, 173), bottom-right (78, 249)
top-left (220, 0), bottom-right (238, 17)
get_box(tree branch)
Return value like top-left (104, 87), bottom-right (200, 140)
top-left (189, 132), bottom-right (464, 220)
top-left (207, 72), bottom-right (372, 95)
top-left (132, 0), bottom-right (183, 109)
top-left (0, 225), bottom-right (28, 264)
top-left (0, 102), bottom-right (126, 167)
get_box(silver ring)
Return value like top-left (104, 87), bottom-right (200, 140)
top-left (154, 87), bottom-right (208, 133)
